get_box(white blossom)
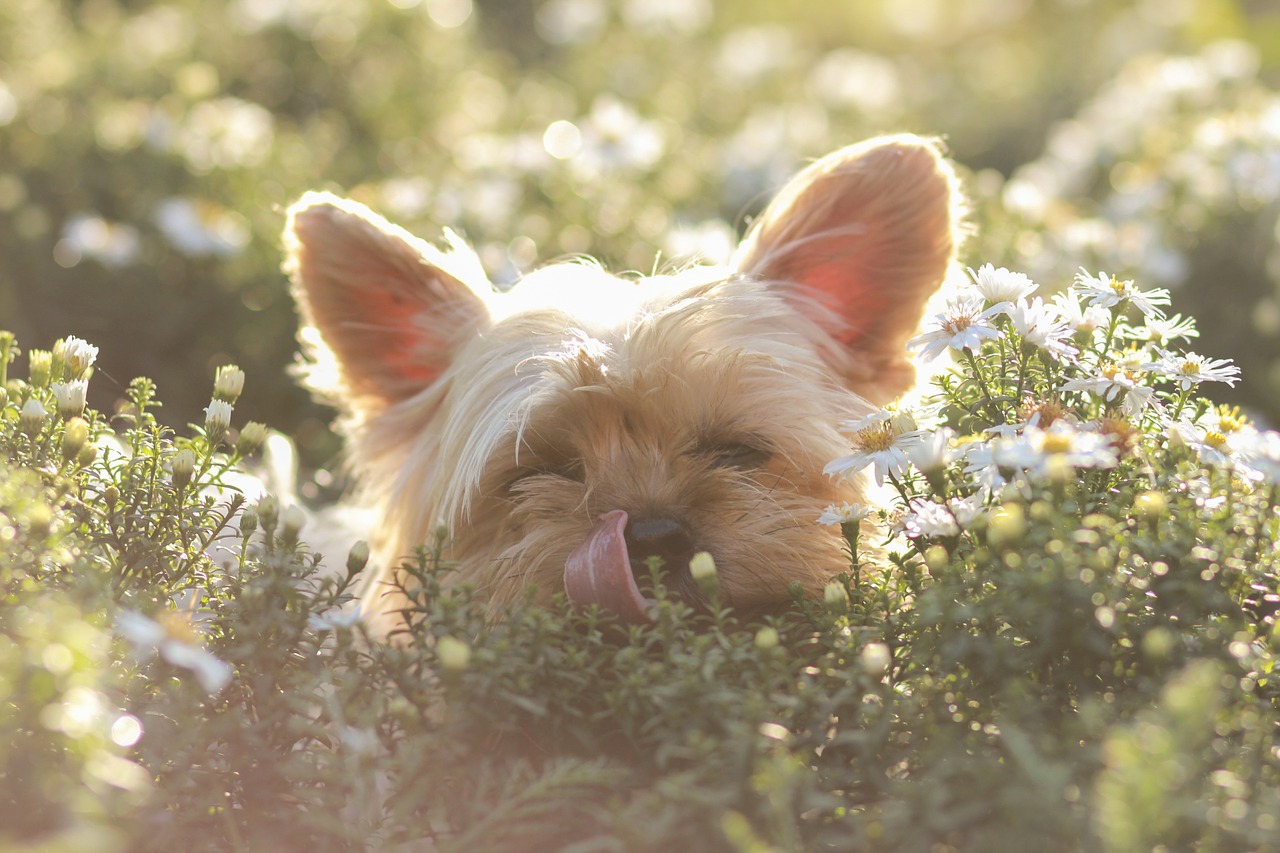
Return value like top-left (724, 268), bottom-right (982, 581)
top-left (907, 427), bottom-right (956, 473)
top-left (907, 293), bottom-right (1008, 361)
top-left (116, 610), bottom-right (233, 694)
top-left (818, 502), bottom-right (874, 526)
top-left (1051, 292), bottom-right (1110, 334)
top-left (968, 264), bottom-right (1038, 304)
top-left (51, 379), bottom-right (88, 418)
top-left (1143, 349), bottom-right (1240, 391)
top-left (1120, 313), bottom-right (1199, 345)
top-left (1005, 297), bottom-right (1078, 361)
top-left (988, 422), bottom-right (1119, 480)
top-left (826, 410), bottom-right (923, 486)
top-left (62, 336), bottom-right (99, 376)
top-left (1072, 269), bottom-right (1170, 318)
top-left (1060, 363), bottom-right (1155, 415)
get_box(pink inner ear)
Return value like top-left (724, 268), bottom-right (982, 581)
top-left (287, 194), bottom-right (490, 409)
top-left (734, 136), bottom-right (958, 392)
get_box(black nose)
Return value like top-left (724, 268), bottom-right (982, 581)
top-left (624, 516), bottom-right (696, 593)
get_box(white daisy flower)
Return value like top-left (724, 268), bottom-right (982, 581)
top-left (1005, 297), bottom-right (1078, 362)
top-left (968, 264), bottom-right (1038, 304)
top-left (907, 293), bottom-right (1008, 361)
top-left (1143, 349), bottom-right (1240, 391)
top-left (1168, 419), bottom-right (1240, 467)
top-left (902, 494), bottom-right (984, 539)
top-left (907, 427), bottom-right (956, 473)
top-left (825, 411), bottom-right (924, 486)
top-left (902, 499), bottom-right (960, 538)
top-left (62, 336), bottom-right (100, 376)
top-left (116, 610), bottom-right (233, 694)
top-left (959, 439), bottom-right (1009, 497)
top-left (51, 379), bottom-right (88, 419)
top-left (1072, 269), bottom-right (1170, 318)
top-left (817, 502), bottom-right (874, 526)
top-left (1235, 428), bottom-right (1280, 485)
top-left (1060, 363), bottom-right (1155, 415)
top-left (1051, 292), bottom-right (1110, 335)
top-left (307, 608), bottom-right (364, 632)
top-left (1119, 313), bottom-right (1199, 346)
top-left (989, 422), bottom-right (1118, 479)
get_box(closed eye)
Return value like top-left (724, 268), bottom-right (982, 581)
top-left (705, 442), bottom-right (770, 471)
top-left (515, 458), bottom-right (585, 484)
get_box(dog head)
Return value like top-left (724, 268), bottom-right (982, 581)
top-left (285, 135), bottom-right (960, 636)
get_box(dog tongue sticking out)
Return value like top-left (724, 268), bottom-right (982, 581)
top-left (564, 510), bottom-right (654, 624)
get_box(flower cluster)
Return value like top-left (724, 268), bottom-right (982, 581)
top-left (824, 265), bottom-right (1271, 548)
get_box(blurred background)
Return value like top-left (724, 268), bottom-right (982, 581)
top-left (3, 0), bottom-right (1280, 474)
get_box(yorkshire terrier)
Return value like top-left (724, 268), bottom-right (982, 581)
top-left (285, 135), bottom-right (960, 638)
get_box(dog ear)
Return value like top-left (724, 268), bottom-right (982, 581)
top-left (284, 192), bottom-right (491, 412)
top-left (733, 135), bottom-right (960, 404)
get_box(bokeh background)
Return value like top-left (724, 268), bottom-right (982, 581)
top-left (4, 0), bottom-right (1280, 470)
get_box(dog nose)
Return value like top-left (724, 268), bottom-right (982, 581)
top-left (624, 516), bottom-right (696, 589)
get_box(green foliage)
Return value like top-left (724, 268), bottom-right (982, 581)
top-left (2, 269), bottom-right (1279, 850)
top-left (4, 0), bottom-right (1280, 453)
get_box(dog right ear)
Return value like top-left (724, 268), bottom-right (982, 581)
top-left (284, 192), bottom-right (491, 412)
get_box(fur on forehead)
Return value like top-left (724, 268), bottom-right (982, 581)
top-left (352, 263), bottom-right (867, 536)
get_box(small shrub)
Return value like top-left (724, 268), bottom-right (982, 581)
top-left (1, 264), bottom-right (1278, 851)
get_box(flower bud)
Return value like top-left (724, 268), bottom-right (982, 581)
top-left (62, 337), bottom-right (99, 378)
top-left (281, 504), bottom-right (307, 544)
top-left (754, 626), bottom-right (780, 650)
top-left (203, 399), bottom-right (233, 445)
top-left (61, 417), bottom-right (90, 461)
top-left (689, 551), bottom-right (719, 600)
top-left (1133, 490), bottom-right (1167, 522)
top-left (171, 448), bottom-right (197, 488)
top-left (823, 581), bottom-right (850, 610)
top-left (213, 365), bottom-right (245, 403)
top-left (860, 642), bottom-right (892, 676)
top-left (256, 494), bottom-right (279, 531)
top-left (346, 540), bottom-right (371, 575)
top-left (20, 397), bottom-right (47, 436)
top-left (924, 544), bottom-right (949, 573)
top-left (28, 503), bottom-right (52, 538)
top-left (104, 485), bottom-right (118, 509)
top-left (51, 379), bottom-right (87, 419)
top-left (239, 506), bottom-right (259, 537)
top-left (234, 421), bottom-right (269, 456)
top-left (76, 441), bottom-right (98, 467)
top-left (987, 503), bottom-right (1026, 546)
top-left (437, 636), bottom-right (471, 672)
top-left (28, 350), bottom-right (52, 387)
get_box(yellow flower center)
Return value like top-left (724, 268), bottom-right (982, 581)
top-left (1215, 405), bottom-right (1248, 433)
top-left (1204, 430), bottom-right (1228, 448)
top-left (1041, 433), bottom-right (1073, 454)
top-left (855, 422), bottom-right (896, 453)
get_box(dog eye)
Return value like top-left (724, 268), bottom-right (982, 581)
top-left (707, 442), bottom-right (769, 470)
top-left (517, 459), bottom-right (584, 483)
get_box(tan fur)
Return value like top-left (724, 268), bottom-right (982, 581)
top-left (285, 135), bottom-right (961, 638)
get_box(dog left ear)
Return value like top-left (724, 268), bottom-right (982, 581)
top-left (734, 135), bottom-right (960, 404)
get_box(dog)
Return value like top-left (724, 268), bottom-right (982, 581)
top-left (284, 135), bottom-right (960, 638)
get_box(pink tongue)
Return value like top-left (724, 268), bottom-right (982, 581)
top-left (564, 510), bottom-right (654, 623)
